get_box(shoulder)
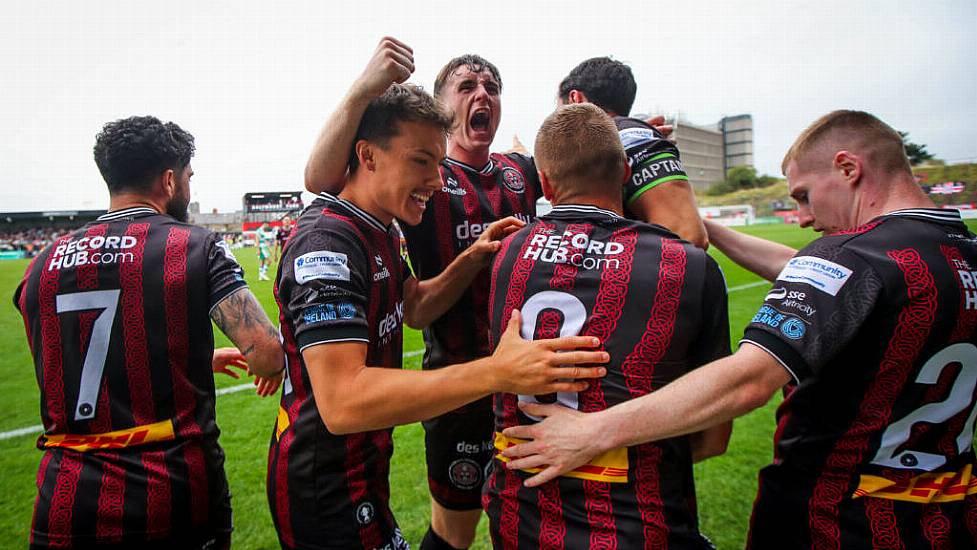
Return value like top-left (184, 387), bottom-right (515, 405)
top-left (495, 151), bottom-right (535, 172)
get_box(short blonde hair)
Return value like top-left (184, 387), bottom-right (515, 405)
top-left (534, 104), bottom-right (626, 195)
top-left (782, 110), bottom-right (911, 176)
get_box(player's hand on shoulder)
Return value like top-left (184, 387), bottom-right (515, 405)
top-left (212, 347), bottom-right (248, 379)
top-left (644, 114), bottom-right (674, 142)
top-left (353, 36), bottom-right (415, 99)
top-left (489, 309), bottom-right (608, 395)
top-left (467, 216), bottom-right (525, 265)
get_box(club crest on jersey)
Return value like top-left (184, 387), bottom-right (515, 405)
top-left (442, 175), bottom-right (467, 196)
top-left (501, 167), bottom-right (526, 193)
top-left (355, 502), bottom-right (375, 525)
top-left (448, 458), bottom-right (482, 490)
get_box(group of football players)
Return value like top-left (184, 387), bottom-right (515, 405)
top-left (16, 35), bottom-right (977, 550)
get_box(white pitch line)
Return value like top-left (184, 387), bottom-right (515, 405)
top-left (728, 280), bottom-right (770, 293)
top-left (0, 349), bottom-right (430, 441)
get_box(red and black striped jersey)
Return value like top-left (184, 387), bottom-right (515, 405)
top-left (484, 204), bottom-right (729, 549)
top-left (614, 116), bottom-right (688, 213)
top-left (742, 208), bottom-right (977, 549)
top-left (401, 153), bottom-right (539, 371)
top-left (14, 206), bottom-right (247, 546)
top-left (268, 194), bottom-right (410, 549)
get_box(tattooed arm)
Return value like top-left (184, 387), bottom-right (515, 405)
top-left (210, 287), bottom-right (284, 378)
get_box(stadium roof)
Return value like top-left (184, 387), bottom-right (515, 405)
top-left (1, 210), bottom-right (106, 222)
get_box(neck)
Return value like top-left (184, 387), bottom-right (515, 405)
top-left (854, 172), bottom-right (935, 226)
top-left (108, 193), bottom-right (163, 214)
top-left (338, 177), bottom-right (392, 226)
top-left (447, 141), bottom-right (490, 168)
top-left (552, 193), bottom-right (624, 216)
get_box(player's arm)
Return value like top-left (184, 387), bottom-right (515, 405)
top-left (502, 344), bottom-right (790, 486)
top-left (630, 181), bottom-right (708, 249)
top-left (304, 37), bottom-right (414, 195)
top-left (210, 288), bottom-right (284, 379)
top-left (688, 256), bottom-right (733, 463)
top-left (403, 216), bottom-right (525, 329)
top-left (704, 218), bottom-right (796, 281)
top-left (304, 309), bottom-right (609, 434)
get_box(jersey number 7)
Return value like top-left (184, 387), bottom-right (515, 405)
top-left (56, 289), bottom-right (121, 421)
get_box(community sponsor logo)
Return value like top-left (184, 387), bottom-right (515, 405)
top-left (618, 127), bottom-right (660, 149)
top-left (371, 529), bottom-right (410, 550)
top-left (215, 240), bottom-right (239, 263)
top-left (776, 256), bottom-right (852, 296)
top-left (448, 458), bottom-right (482, 490)
top-left (373, 254), bottom-right (390, 281)
top-left (356, 502), bottom-right (375, 525)
top-left (780, 317), bottom-right (807, 340)
top-left (455, 213), bottom-right (532, 242)
top-left (442, 175), bottom-right (467, 196)
top-left (48, 235), bottom-right (138, 271)
top-left (500, 167), bottom-right (526, 193)
top-left (522, 228), bottom-right (624, 271)
top-left (294, 250), bottom-right (349, 283)
top-left (302, 302), bottom-right (356, 325)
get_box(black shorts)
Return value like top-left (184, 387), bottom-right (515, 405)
top-left (422, 396), bottom-right (494, 511)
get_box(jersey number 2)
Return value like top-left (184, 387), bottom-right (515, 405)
top-left (56, 289), bottom-right (121, 421)
top-left (871, 342), bottom-right (977, 470)
top-left (518, 291), bottom-right (588, 421)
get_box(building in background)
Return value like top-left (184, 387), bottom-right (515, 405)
top-left (657, 113), bottom-right (754, 190)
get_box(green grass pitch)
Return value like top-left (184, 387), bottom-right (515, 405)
top-left (1, 221), bottom-right (968, 548)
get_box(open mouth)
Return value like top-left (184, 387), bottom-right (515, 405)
top-left (409, 191), bottom-right (432, 210)
top-left (469, 109), bottom-right (490, 132)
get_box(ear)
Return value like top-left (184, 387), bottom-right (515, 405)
top-left (622, 157), bottom-right (632, 184)
top-left (355, 140), bottom-right (376, 172)
top-left (161, 169), bottom-right (177, 197)
top-left (833, 151), bottom-right (861, 187)
top-left (567, 90), bottom-right (589, 105)
top-left (539, 169), bottom-right (554, 201)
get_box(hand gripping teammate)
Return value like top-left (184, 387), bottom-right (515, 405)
top-left (268, 82), bottom-right (608, 550)
top-left (503, 111), bottom-right (977, 549)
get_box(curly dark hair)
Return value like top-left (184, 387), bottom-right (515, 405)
top-left (93, 115), bottom-right (195, 193)
top-left (348, 83), bottom-right (454, 174)
top-left (433, 54), bottom-right (502, 98)
top-left (558, 57), bottom-right (637, 117)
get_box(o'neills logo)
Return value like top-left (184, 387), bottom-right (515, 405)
top-left (501, 167), bottom-right (526, 193)
top-left (48, 235), bottom-right (138, 271)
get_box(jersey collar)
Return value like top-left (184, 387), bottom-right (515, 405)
top-left (546, 204), bottom-right (623, 221)
top-left (321, 193), bottom-right (389, 233)
top-left (444, 157), bottom-right (494, 175)
top-left (885, 208), bottom-right (964, 224)
top-left (96, 207), bottom-right (159, 221)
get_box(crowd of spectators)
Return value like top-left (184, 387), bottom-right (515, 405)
top-left (0, 227), bottom-right (72, 256)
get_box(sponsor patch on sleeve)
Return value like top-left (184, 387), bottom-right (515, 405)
top-left (294, 250), bottom-right (350, 284)
top-left (776, 255), bottom-right (853, 296)
top-left (618, 127), bottom-right (660, 149)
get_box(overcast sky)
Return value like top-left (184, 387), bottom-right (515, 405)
top-left (2, 0), bottom-right (975, 213)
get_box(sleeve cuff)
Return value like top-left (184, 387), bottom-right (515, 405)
top-left (740, 328), bottom-right (813, 383)
top-left (208, 281), bottom-right (249, 314)
top-left (296, 324), bottom-right (369, 352)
